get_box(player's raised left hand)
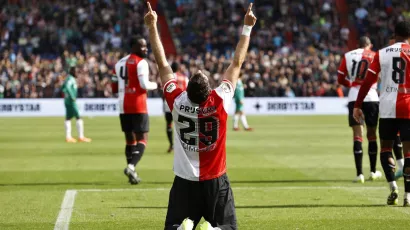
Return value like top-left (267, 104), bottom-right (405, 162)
top-left (244, 3), bottom-right (257, 27)
top-left (353, 108), bottom-right (364, 123)
top-left (144, 2), bottom-right (157, 27)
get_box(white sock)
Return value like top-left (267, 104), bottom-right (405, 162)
top-left (128, 164), bottom-right (135, 171)
top-left (233, 114), bottom-right (240, 128)
top-left (406, 192), bottom-right (410, 200)
top-left (389, 181), bottom-right (398, 190)
top-left (65, 120), bottom-right (72, 139)
top-left (397, 159), bottom-right (404, 170)
top-left (76, 119), bottom-right (84, 139)
top-left (240, 114), bottom-right (249, 129)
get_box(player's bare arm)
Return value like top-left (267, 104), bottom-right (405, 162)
top-left (144, 2), bottom-right (173, 86)
top-left (353, 51), bottom-right (381, 124)
top-left (223, 3), bottom-right (257, 87)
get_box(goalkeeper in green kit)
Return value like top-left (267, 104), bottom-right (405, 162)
top-left (62, 67), bottom-right (91, 143)
top-left (233, 75), bottom-right (252, 131)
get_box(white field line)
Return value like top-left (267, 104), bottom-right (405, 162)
top-left (53, 185), bottom-right (387, 230)
top-left (54, 190), bottom-right (77, 230)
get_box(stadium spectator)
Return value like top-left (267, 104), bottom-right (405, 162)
top-left (0, 0), bottom-right (408, 99)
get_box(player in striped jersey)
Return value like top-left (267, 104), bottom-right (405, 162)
top-left (354, 20), bottom-right (410, 206)
top-left (387, 37), bottom-right (405, 179)
top-left (145, 2), bottom-right (256, 229)
top-left (112, 36), bottom-right (158, 184)
top-left (337, 36), bottom-right (382, 183)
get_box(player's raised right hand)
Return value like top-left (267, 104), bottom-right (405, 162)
top-left (244, 3), bottom-right (257, 27)
top-left (144, 2), bottom-right (157, 27)
top-left (353, 108), bottom-right (364, 124)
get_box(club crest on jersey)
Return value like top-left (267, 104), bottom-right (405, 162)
top-left (166, 83), bottom-right (177, 93)
top-left (222, 83), bottom-right (231, 93)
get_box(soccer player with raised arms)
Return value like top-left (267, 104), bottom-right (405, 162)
top-left (354, 20), bottom-right (410, 206)
top-left (62, 67), bottom-right (91, 143)
top-left (145, 2), bottom-right (256, 229)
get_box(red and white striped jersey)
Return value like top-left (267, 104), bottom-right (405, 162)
top-left (366, 42), bottom-right (410, 118)
top-left (114, 54), bottom-right (157, 114)
top-left (338, 48), bottom-right (378, 102)
top-left (163, 79), bottom-right (235, 181)
top-left (164, 72), bottom-right (189, 113)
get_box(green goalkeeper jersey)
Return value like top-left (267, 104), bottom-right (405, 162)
top-left (62, 75), bottom-right (77, 103)
top-left (234, 79), bottom-right (244, 102)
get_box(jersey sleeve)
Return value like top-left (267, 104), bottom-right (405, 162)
top-left (367, 51), bottom-right (381, 75)
top-left (137, 59), bottom-right (157, 90)
top-left (337, 57), bottom-right (351, 87)
top-left (354, 53), bottom-right (380, 109)
top-left (214, 80), bottom-right (235, 112)
top-left (163, 79), bottom-right (183, 111)
top-left (337, 56), bottom-right (348, 76)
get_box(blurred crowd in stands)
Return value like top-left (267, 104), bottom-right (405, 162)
top-left (0, 0), bottom-right (409, 98)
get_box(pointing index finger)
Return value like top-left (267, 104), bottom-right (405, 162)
top-left (147, 2), bottom-right (153, 12)
top-left (247, 3), bottom-right (253, 14)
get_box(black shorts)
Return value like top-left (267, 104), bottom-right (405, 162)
top-left (164, 174), bottom-right (237, 230)
top-left (379, 118), bottom-right (410, 141)
top-left (119, 113), bottom-right (149, 133)
top-left (348, 101), bottom-right (379, 127)
top-left (165, 112), bottom-right (173, 124)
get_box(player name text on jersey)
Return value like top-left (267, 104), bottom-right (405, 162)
top-left (179, 105), bottom-right (217, 115)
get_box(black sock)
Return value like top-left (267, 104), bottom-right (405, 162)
top-left (380, 151), bottom-right (395, 182)
top-left (354, 140), bottom-right (363, 176)
top-left (167, 125), bottom-right (173, 147)
top-left (404, 158), bottom-right (410, 193)
top-left (130, 143), bottom-right (146, 166)
top-left (125, 145), bottom-right (133, 164)
top-left (393, 136), bottom-right (403, 160)
top-left (368, 141), bottom-right (378, 173)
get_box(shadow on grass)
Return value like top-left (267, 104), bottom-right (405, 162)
top-left (0, 182), bottom-right (112, 186)
top-left (0, 179), bottom-right (355, 186)
top-left (118, 204), bottom-right (386, 209)
top-left (230, 179), bottom-right (354, 184)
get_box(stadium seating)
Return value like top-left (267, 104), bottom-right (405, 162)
top-left (0, 0), bottom-right (408, 98)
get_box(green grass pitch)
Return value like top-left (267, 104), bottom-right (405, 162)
top-left (1, 115), bottom-right (410, 229)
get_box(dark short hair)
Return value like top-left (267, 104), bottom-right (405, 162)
top-left (69, 67), bottom-right (76, 76)
top-left (395, 20), bottom-right (410, 38)
top-left (171, 62), bottom-right (179, 72)
top-left (187, 72), bottom-right (210, 104)
top-left (359, 36), bottom-right (371, 47)
top-left (129, 35), bottom-right (144, 48)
